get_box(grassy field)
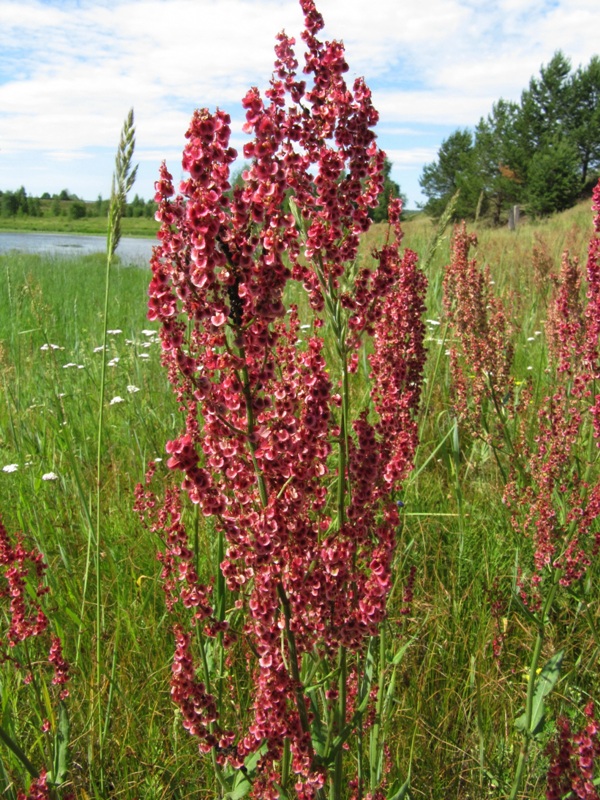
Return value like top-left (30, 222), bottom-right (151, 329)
top-left (0, 215), bottom-right (158, 237)
top-left (0, 200), bottom-right (598, 799)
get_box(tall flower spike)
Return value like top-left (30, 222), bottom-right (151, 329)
top-left (142, 1), bottom-right (426, 795)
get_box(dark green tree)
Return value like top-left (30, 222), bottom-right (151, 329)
top-left (68, 200), bottom-right (87, 220)
top-left (567, 56), bottom-right (600, 185)
top-left (526, 137), bottom-right (581, 215)
top-left (518, 51), bottom-right (573, 157)
top-left (419, 129), bottom-right (481, 219)
top-left (474, 100), bottom-right (525, 224)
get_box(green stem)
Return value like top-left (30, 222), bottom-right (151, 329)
top-left (281, 738), bottom-right (291, 793)
top-left (330, 647), bottom-right (347, 800)
top-left (276, 583), bottom-right (312, 739)
top-left (508, 579), bottom-right (559, 800)
top-left (239, 361), bottom-right (268, 508)
top-left (94, 219), bottom-right (114, 791)
top-left (369, 631), bottom-right (386, 791)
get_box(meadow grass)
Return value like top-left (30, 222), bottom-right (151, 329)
top-left (0, 199), bottom-right (599, 798)
top-left (0, 216), bottom-right (158, 238)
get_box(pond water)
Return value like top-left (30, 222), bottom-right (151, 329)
top-left (0, 231), bottom-right (156, 266)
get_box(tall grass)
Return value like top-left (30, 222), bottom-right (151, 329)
top-left (0, 198), bottom-right (599, 798)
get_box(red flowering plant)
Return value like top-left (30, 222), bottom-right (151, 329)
top-left (135, 1), bottom-right (426, 797)
top-left (440, 185), bottom-right (600, 799)
top-left (0, 516), bottom-right (71, 799)
top-left (442, 222), bottom-right (515, 473)
top-left (546, 701), bottom-right (600, 800)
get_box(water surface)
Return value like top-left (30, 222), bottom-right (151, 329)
top-left (0, 231), bottom-right (156, 265)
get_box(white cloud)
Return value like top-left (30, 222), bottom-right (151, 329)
top-left (1, 0), bottom-right (598, 206)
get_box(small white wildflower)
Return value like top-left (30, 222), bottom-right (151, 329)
top-left (490, 280), bottom-right (495, 285)
top-left (445, 350), bottom-right (451, 356)
top-left (141, 329), bottom-right (156, 337)
top-left (127, 385), bottom-right (140, 393)
top-left (141, 341), bottom-right (152, 348)
top-left (42, 472), bottom-right (58, 481)
top-left (77, 365), bottom-right (85, 369)
top-left (58, 392), bottom-right (66, 398)
top-left (93, 345), bottom-right (105, 353)
top-left (41, 343), bottom-right (64, 351)
top-left (63, 363), bottom-right (77, 369)
top-left (426, 319), bottom-right (441, 326)
top-left (107, 329), bottom-right (123, 335)
top-left (154, 457), bottom-right (163, 463)
top-left (2, 464), bottom-right (18, 473)
top-left (527, 365), bottom-right (533, 370)
top-left (109, 396), bottom-right (125, 405)
top-left (527, 337), bottom-right (535, 341)
top-left (125, 339), bottom-right (135, 345)
top-left (108, 358), bottom-right (120, 367)
top-left (535, 330), bottom-right (542, 336)
top-left (300, 324), bottom-right (311, 330)
top-left (138, 353), bottom-right (150, 359)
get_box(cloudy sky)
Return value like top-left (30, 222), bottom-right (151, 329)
top-left (1, 0), bottom-right (599, 208)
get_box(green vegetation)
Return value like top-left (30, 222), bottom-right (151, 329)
top-left (420, 52), bottom-right (600, 222)
top-left (0, 187), bottom-right (158, 237)
top-left (0, 198), bottom-right (598, 798)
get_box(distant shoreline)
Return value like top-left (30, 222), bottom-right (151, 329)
top-left (0, 217), bottom-right (159, 239)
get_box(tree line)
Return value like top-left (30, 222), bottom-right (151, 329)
top-left (419, 52), bottom-right (600, 222)
top-left (0, 187), bottom-right (157, 220)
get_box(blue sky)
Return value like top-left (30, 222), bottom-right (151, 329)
top-left (1, 0), bottom-right (599, 208)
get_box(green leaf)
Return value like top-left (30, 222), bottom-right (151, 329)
top-left (515, 650), bottom-right (563, 737)
top-left (242, 741), bottom-right (268, 776)
top-left (50, 701), bottom-right (69, 786)
top-left (224, 776), bottom-right (252, 800)
top-left (392, 637), bottom-right (415, 666)
top-left (387, 775), bottom-right (411, 800)
top-left (288, 196), bottom-right (306, 238)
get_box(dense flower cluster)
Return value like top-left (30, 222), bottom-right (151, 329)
top-left (546, 251), bottom-right (586, 378)
top-left (503, 182), bottom-right (600, 605)
top-left (0, 516), bottom-right (49, 648)
top-left (17, 771), bottom-right (50, 800)
top-left (443, 223), bottom-right (514, 438)
top-left (0, 515), bottom-right (71, 797)
top-left (138, 0), bottom-right (426, 795)
top-left (585, 182), bottom-right (600, 440)
top-left (546, 702), bottom-right (600, 800)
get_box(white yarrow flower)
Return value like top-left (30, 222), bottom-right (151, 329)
top-left (2, 464), bottom-right (18, 473)
top-left (42, 472), bottom-right (59, 481)
top-left (109, 396), bottom-right (125, 405)
top-left (107, 329), bottom-right (123, 335)
top-left (127, 385), bottom-right (140, 393)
